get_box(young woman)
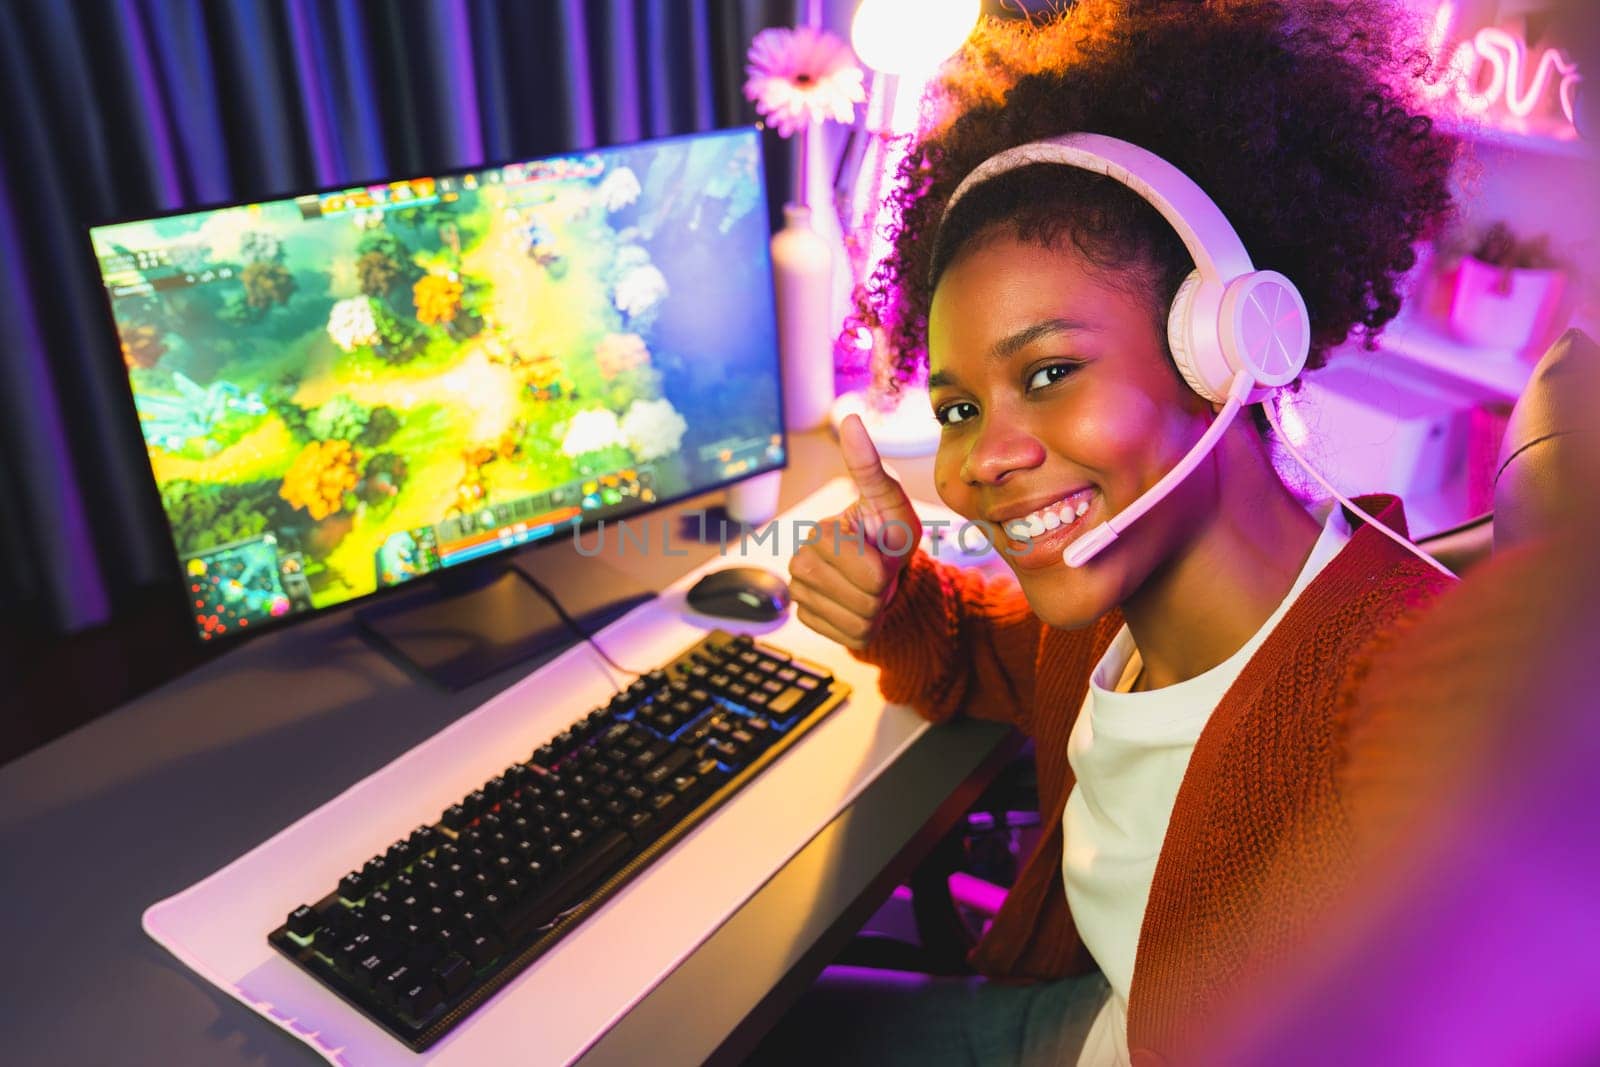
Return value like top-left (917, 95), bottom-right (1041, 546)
top-left (764, 1), bottom-right (1460, 1063)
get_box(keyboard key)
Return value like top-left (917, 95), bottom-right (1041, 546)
top-left (464, 932), bottom-right (502, 967)
top-left (355, 952), bottom-right (389, 990)
top-left (435, 952), bottom-right (472, 995)
top-left (402, 979), bottom-right (443, 1020)
top-left (635, 739), bottom-right (673, 766)
top-left (379, 963), bottom-right (415, 1006)
top-left (642, 747), bottom-right (693, 787)
top-left (766, 687), bottom-right (806, 716)
top-left (625, 810), bottom-right (657, 842)
top-left (333, 933), bottom-right (367, 969)
top-left (790, 657), bottom-right (832, 681)
top-left (314, 897), bottom-right (347, 928)
top-left (701, 738), bottom-right (741, 764)
top-left (286, 905), bottom-right (318, 939)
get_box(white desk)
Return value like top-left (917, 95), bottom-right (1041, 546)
top-left (0, 431), bottom-right (1016, 1066)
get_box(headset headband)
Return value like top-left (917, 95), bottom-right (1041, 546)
top-left (940, 133), bottom-right (1256, 284)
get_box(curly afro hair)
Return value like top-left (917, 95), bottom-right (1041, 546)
top-left (854, 0), bottom-right (1460, 408)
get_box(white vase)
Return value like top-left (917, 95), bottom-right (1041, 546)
top-left (770, 203), bottom-right (835, 431)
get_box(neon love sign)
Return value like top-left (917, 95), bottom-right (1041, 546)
top-left (1421, 1), bottom-right (1583, 135)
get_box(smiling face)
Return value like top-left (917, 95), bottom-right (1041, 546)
top-left (927, 229), bottom-right (1222, 629)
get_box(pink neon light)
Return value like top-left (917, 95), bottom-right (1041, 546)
top-left (1454, 40), bottom-right (1500, 114)
top-left (1474, 28), bottom-right (1582, 123)
top-left (1427, 1), bottom-right (1453, 58)
top-left (1417, 4), bottom-right (1583, 133)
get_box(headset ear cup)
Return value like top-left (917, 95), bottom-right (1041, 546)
top-left (1166, 271), bottom-right (1225, 404)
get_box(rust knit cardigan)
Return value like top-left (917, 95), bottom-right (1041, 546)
top-left (850, 494), bottom-right (1451, 1061)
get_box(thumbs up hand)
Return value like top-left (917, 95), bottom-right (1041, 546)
top-left (788, 415), bottom-right (922, 650)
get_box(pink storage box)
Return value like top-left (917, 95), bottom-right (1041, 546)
top-left (1449, 254), bottom-right (1569, 353)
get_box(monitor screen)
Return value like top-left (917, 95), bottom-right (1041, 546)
top-left (90, 127), bottom-right (785, 642)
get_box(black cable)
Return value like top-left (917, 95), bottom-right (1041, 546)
top-left (519, 571), bottom-right (651, 685)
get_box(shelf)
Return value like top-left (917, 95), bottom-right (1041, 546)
top-left (1432, 114), bottom-right (1595, 160)
top-left (1344, 312), bottom-right (1537, 407)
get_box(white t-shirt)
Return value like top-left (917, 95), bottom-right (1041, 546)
top-left (1066, 506), bottom-right (1351, 1067)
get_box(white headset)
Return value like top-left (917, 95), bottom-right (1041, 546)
top-left (940, 133), bottom-right (1455, 578)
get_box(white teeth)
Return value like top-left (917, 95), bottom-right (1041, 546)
top-left (1005, 493), bottom-right (1093, 539)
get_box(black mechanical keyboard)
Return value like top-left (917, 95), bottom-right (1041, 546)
top-left (268, 630), bottom-right (848, 1051)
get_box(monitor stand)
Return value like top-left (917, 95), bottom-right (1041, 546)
top-left (354, 551), bottom-right (656, 690)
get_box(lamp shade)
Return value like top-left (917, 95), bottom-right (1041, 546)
top-left (849, 0), bottom-right (980, 75)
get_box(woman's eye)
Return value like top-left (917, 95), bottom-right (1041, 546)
top-left (936, 401), bottom-right (979, 427)
top-left (1025, 363), bottom-right (1077, 391)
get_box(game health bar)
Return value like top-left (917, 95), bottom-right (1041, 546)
top-left (436, 506), bottom-right (583, 568)
top-left (106, 266), bottom-right (240, 299)
top-left (297, 178), bottom-right (441, 219)
top-left (498, 155), bottom-right (605, 185)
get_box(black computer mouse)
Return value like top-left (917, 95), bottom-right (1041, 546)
top-left (685, 566), bottom-right (791, 622)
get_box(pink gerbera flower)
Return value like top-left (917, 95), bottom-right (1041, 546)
top-left (743, 26), bottom-right (866, 138)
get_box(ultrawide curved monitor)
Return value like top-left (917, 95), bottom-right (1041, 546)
top-left (91, 127), bottom-right (785, 642)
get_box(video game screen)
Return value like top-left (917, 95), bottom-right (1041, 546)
top-left (91, 127), bottom-right (785, 641)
